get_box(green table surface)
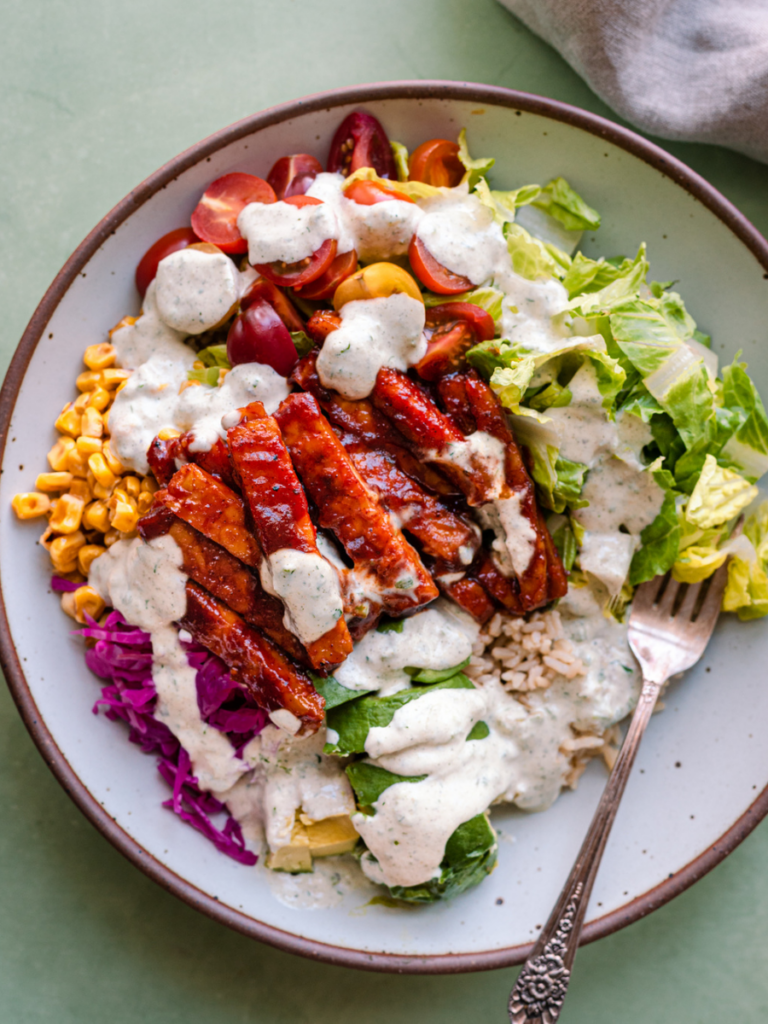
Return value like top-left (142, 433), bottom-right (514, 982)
top-left (2, 2), bottom-right (767, 1020)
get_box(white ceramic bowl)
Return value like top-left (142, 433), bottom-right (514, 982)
top-left (2, 82), bottom-right (768, 973)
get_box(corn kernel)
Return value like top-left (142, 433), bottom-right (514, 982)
top-left (101, 442), bottom-right (124, 476)
top-left (140, 475), bottom-right (159, 495)
top-left (83, 500), bottom-right (111, 533)
top-left (87, 387), bottom-right (111, 412)
top-left (81, 406), bottom-right (104, 439)
top-left (49, 531), bottom-right (86, 571)
top-left (179, 380), bottom-right (200, 395)
top-left (73, 391), bottom-right (92, 413)
top-left (60, 592), bottom-right (78, 619)
top-left (39, 525), bottom-right (55, 549)
top-left (108, 488), bottom-right (136, 511)
top-left (12, 492), bottom-right (51, 519)
top-left (102, 368), bottom-right (131, 390)
top-left (217, 368), bottom-right (229, 385)
top-left (84, 343), bottom-right (116, 371)
top-left (77, 544), bottom-right (106, 575)
top-left (49, 493), bottom-right (85, 534)
top-left (73, 586), bottom-right (106, 624)
top-left (35, 472), bottom-right (73, 492)
top-left (55, 404), bottom-right (82, 438)
top-left (76, 435), bottom-right (103, 456)
top-left (66, 448), bottom-right (89, 478)
top-left (122, 475), bottom-right (141, 499)
top-left (47, 436), bottom-right (76, 471)
top-left (109, 316), bottom-right (136, 337)
top-left (110, 500), bottom-right (139, 533)
top-left (69, 479), bottom-right (92, 503)
top-left (88, 452), bottom-right (117, 489)
top-left (192, 360), bottom-right (205, 370)
top-left (157, 428), bottom-right (181, 441)
top-left (137, 491), bottom-right (154, 514)
top-left (76, 370), bottom-right (102, 392)
top-left (103, 527), bottom-right (120, 547)
top-left (113, 380), bottom-right (128, 396)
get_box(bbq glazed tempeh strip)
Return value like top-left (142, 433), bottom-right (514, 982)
top-left (274, 393), bottom-right (439, 615)
top-left (138, 503), bottom-right (307, 663)
top-left (227, 402), bottom-right (353, 670)
top-left (180, 581), bottom-right (324, 729)
top-left (292, 351), bottom-right (458, 497)
top-left (441, 574), bottom-right (497, 624)
top-left (148, 432), bottom-right (237, 489)
top-left (162, 463), bottom-right (262, 568)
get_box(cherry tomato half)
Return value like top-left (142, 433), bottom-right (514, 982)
top-left (327, 112), bottom-right (396, 179)
top-left (344, 180), bottom-right (414, 206)
top-left (294, 249), bottom-right (358, 301)
top-left (333, 262), bottom-right (423, 309)
top-left (226, 299), bottom-right (298, 377)
top-left (306, 310), bottom-right (342, 342)
top-left (135, 227), bottom-right (199, 297)
top-left (408, 235), bottom-right (473, 295)
top-left (408, 139), bottom-right (464, 188)
top-left (415, 323), bottom-right (476, 382)
top-left (425, 302), bottom-right (495, 341)
top-left (253, 195), bottom-right (337, 288)
top-left (191, 173), bottom-right (276, 255)
top-left (241, 276), bottom-right (305, 332)
top-left (267, 154), bottom-right (323, 200)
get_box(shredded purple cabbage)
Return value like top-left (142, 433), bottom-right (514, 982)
top-left (84, 610), bottom-right (265, 864)
top-left (51, 574), bottom-right (80, 592)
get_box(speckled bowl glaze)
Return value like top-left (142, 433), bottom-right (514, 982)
top-left (2, 82), bottom-right (768, 974)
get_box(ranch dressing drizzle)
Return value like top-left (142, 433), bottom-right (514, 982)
top-left (260, 549), bottom-right (345, 645)
top-left (237, 200), bottom-right (338, 265)
top-left (333, 601), bottom-right (479, 696)
top-left (88, 537), bottom-right (246, 793)
top-left (110, 280), bottom-right (194, 371)
top-left (307, 172), bottom-right (424, 262)
top-left (154, 248), bottom-right (239, 335)
top-left (316, 293), bottom-right (426, 400)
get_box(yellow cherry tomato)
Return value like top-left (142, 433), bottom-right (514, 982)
top-left (333, 262), bottom-right (423, 310)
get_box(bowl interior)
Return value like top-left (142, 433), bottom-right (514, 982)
top-left (2, 88), bottom-right (768, 969)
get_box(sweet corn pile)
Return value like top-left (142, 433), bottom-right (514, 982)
top-left (11, 342), bottom-right (158, 624)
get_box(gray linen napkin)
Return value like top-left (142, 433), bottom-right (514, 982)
top-left (497, 0), bottom-right (768, 163)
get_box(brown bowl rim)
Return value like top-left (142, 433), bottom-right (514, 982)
top-left (2, 80), bottom-right (768, 974)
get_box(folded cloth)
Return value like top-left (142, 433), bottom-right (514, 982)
top-left (496, 0), bottom-right (768, 164)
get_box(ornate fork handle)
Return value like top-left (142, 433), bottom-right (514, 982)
top-left (509, 676), bottom-right (662, 1024)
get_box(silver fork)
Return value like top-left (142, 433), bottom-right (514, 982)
top-left (508, 559), bottom-right (733, 1024)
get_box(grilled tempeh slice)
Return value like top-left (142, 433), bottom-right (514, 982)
top-left (292, 351), bottom-right (458, 496)
top-left (162, 463), bottom-right (262, 568)
top-left (274, 393), bottom-right (439, 615)
top-left (441, 574), bottom-right (497, 624)
top-left (180, 582), bottom-right (324, 729)
top-left (227, 402), bottom-right (353, 670)
top-left (138, 504), bottom-right (307, 663)
top-left (148, 432), bottom-right (237, 489)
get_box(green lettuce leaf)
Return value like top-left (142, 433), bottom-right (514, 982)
top-left (390, 140), bottom-right (410, 182)
top-left (457, 128), bottom-right (495, 188)
top-left (290, 330), bottom-right (315, 358)
top-left (422, 285), bottom-right (504, 325)
top-left (685, 454), bottom-right (758, 529)
top-left (325, 675), bottom-right (475, 755)
top-left (404, 659), bottom-right (470, 684)
top-left (722, 502), bottom-right (768, 619)
top-left (564, 245), bottom-right (648, 318)
top-left (345, 762), bottom-right (425, 809)
top-left (718, 356), bottom-right (768, 481)
top-left (628, 486), bottom-right (681, 586)
top-left (531, 177), bottom-right (601, 231)
top-left (309, 673), bottom-right (363, 711)
top-left (504, 222), bottom-right (560, 281)
top-left (473, 177), bottom-right (540, 227)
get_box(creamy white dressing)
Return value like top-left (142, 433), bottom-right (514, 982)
top-left (307, 172), bottom-right (424, 262)
top-left (260, 549), bottom-right (344, 645)
top-left (316, 293), bottom-right (426, 400)
top-left (237, 199), bottom-right (338, 265)
top-left (154, 248), bottom-right (239, 335)
top-left (476, 495), bottom-right (537, 577)
top-left (109, 360), bottom-right (289, 474)
top-left (111, 281), bottom-right (194, 371)
top-left (427, 430), bottom-right (507, 495)
top-left (89, 537), bottom-right (247, 793)
top-left (416, 188), bottom-right (506, 285)
top-left (334, 601), bottom-right (479, 696)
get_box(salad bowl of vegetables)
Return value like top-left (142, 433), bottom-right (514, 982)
top-left (2, 81), bottom-right (768, 973)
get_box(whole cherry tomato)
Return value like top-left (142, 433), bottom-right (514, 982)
top-left (294, 249), bottom-right (358, 301)
top-left (327, 112), bottom-right (396, 179)
top-left (253, 196), bottom-right (337, 288)
top-left (425, 302), bottom-right (495, 341)
top-left (267, 154), bottom-right (323, 200)
top-left (226, 299), bottom-right (298, 377)
top-left (344, 180), bottom-right (414, 206)
top-left (409, 139), bottom-right (464, 188)
top-left (408, 235), bottom-right (473, 295)
top-left (241, 276), bottom-right (305, 332)
top-left (191, 173), bottom-right (276, 254)
top-left (135, 227), bottom-right (199, 297)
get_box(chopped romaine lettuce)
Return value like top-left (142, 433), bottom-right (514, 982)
top-left (628, 485), bottom-right (681, 586)
top-left (290, 330), bottom-right (315, 358)
top-left (390, 140), bottom-right (410, 182)
top-left (685, 455), bottom-right (758, 529)
top-left (504, 222), bottom-right (563, 281)
top-left (565, 245), bottom-right (648, 318)
top-left (457, 128), bottom-right (495, 188)
top-left (531, 177), bottom-right (601, 232)
top-left (422, 285), bottom-right (504, 325)
top-left (474, 177), bottom-right (540, 227)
